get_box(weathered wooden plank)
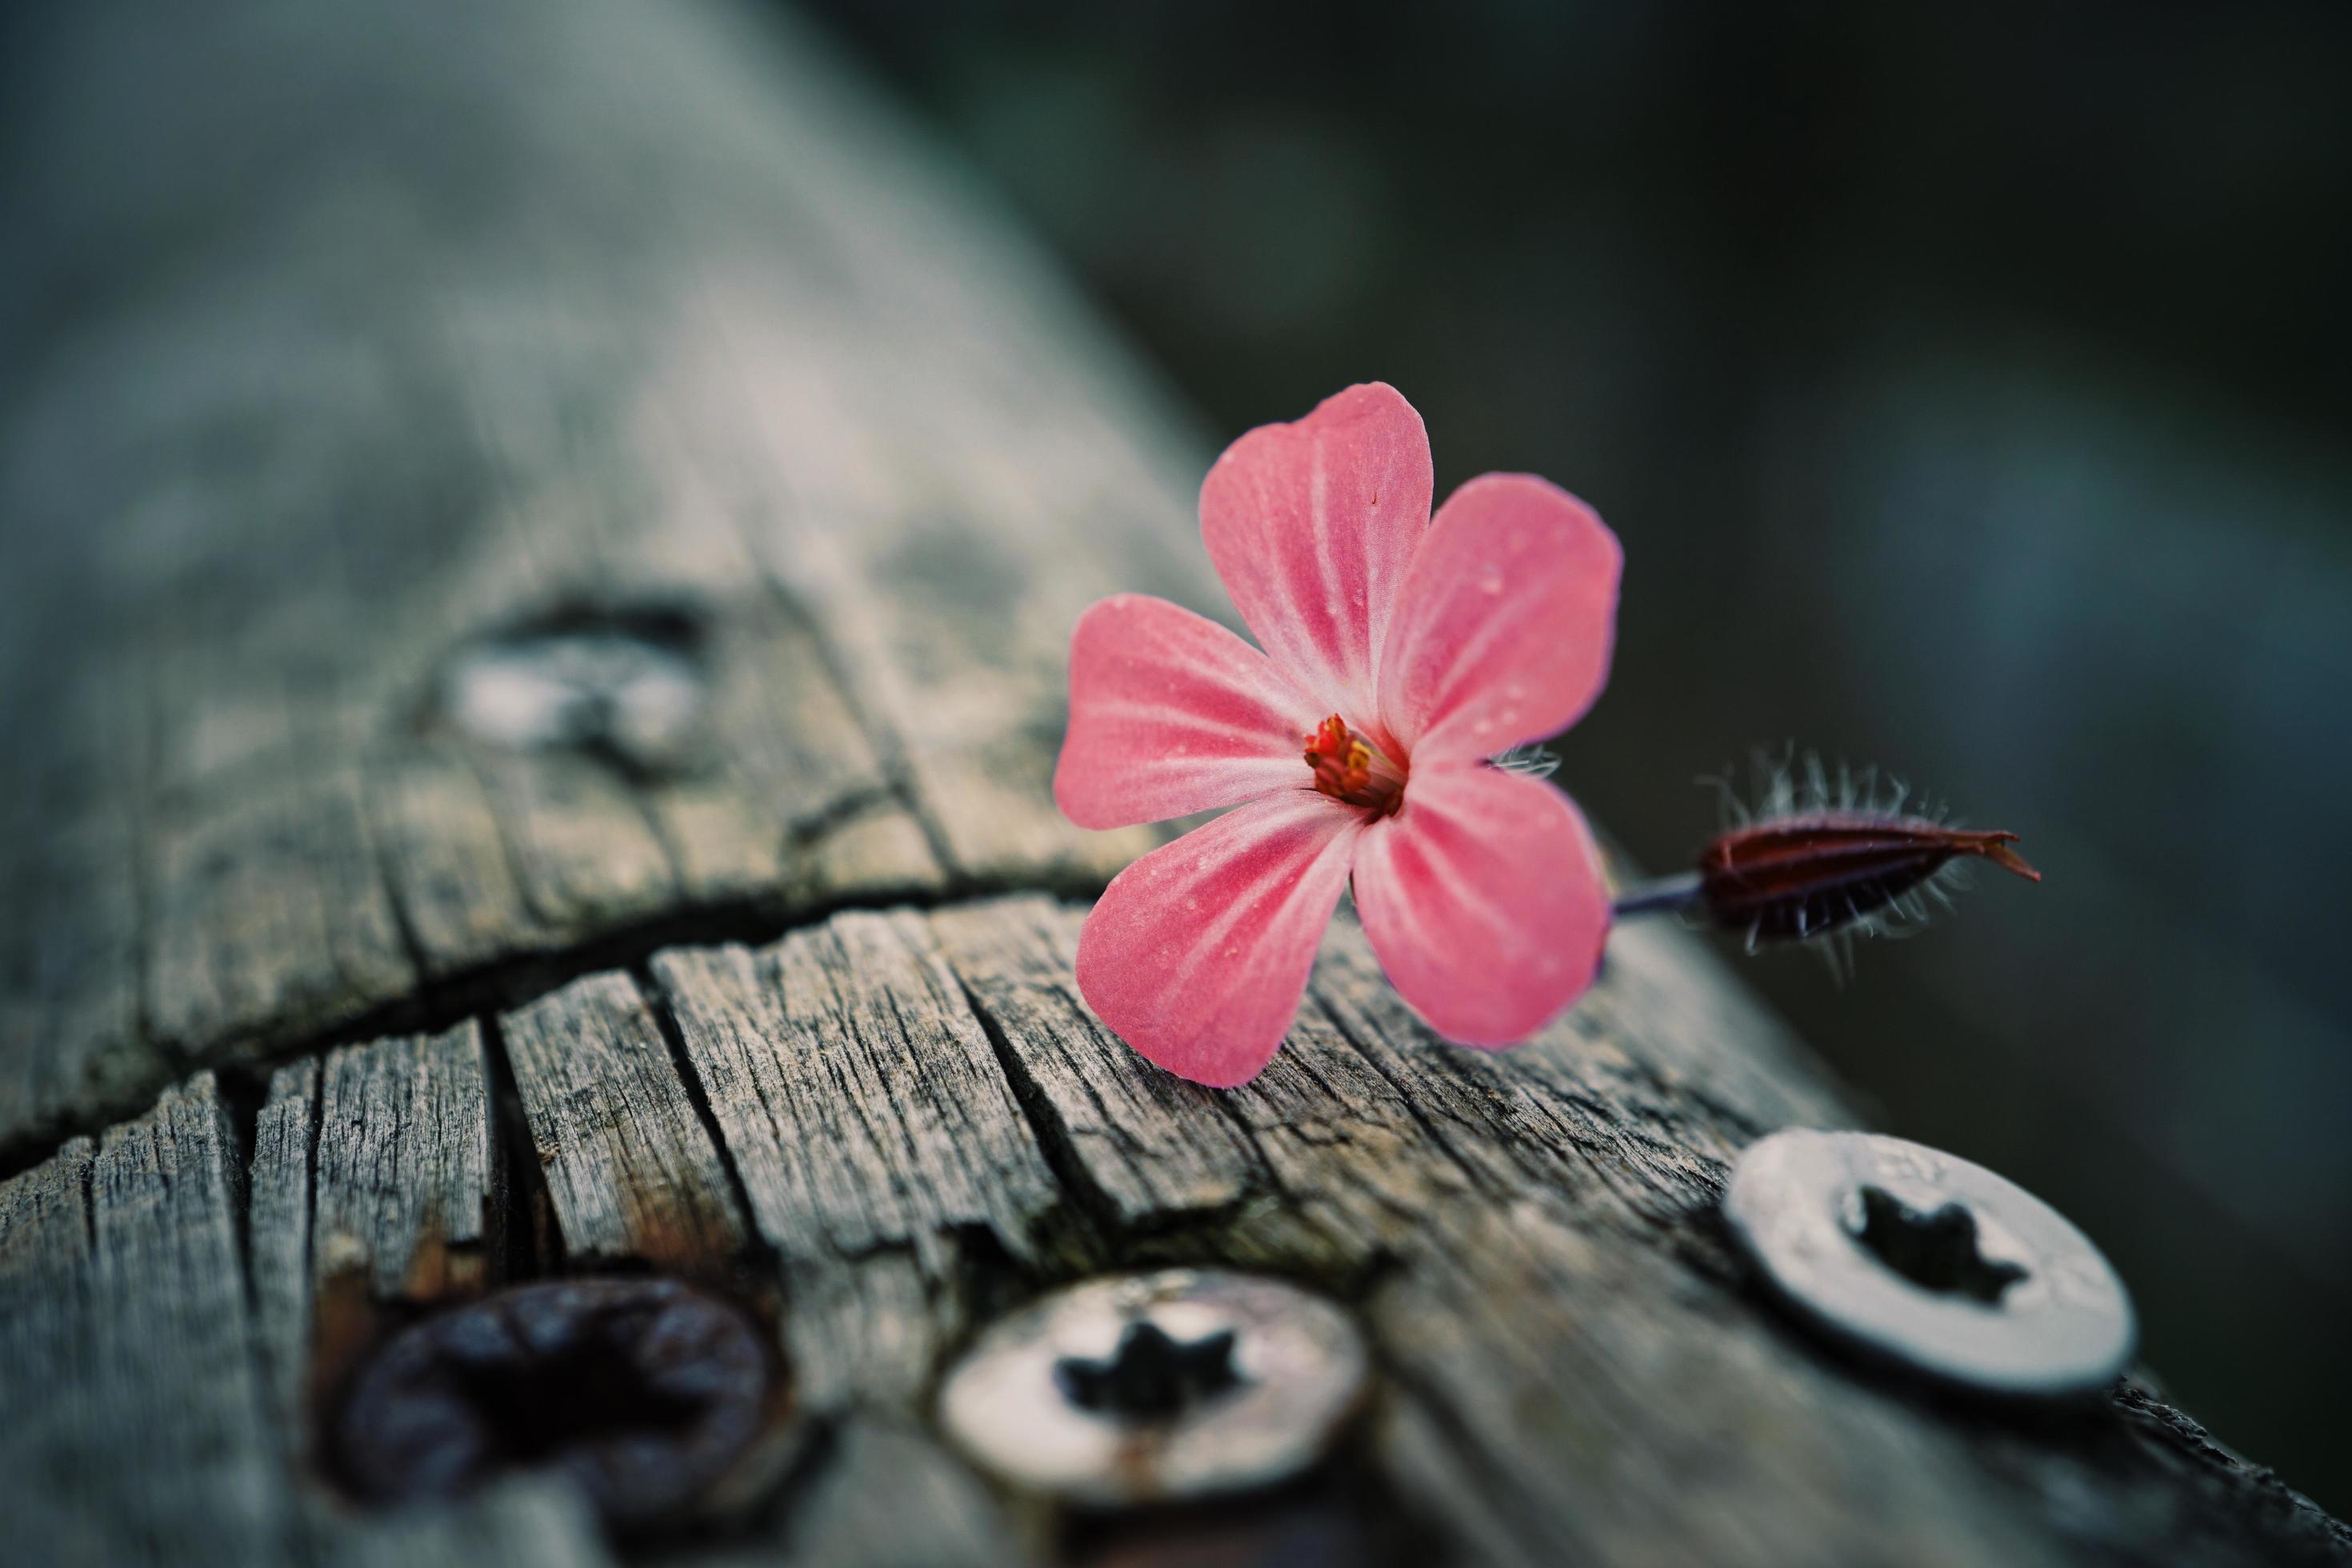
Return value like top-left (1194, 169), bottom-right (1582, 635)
top-left (245, 1049), bottom-right (628, 1568)
top-left (638, 605), bottom-right (938, 906)
top-left (499, 971), bottom-right (746, 1270)
top-left (1579, 909), bottom-right (1854, 1136)
top-left (1371, 1206), bottom-right (2053, 1567)
top-left (8, 898), bottom-right (2346, 1566)
top-left (924, 897), bottom-right (1271, 1236)
top-left (706, 351), bottom-right (1171, 891)
top-left (0, 648), bottom-right (154, 1154)
top-left (767, 1420), bottom-right (1026, 1568)
top-left (646, 914), bottom-right (1075, 1425)
top-left (326, 1481), bottom-right (613, 1568)
top-left (472, 752), bottom-right (682, 934)
top-left (305, 1024), bottom-right (503, 1391)
top-left (366, 750), bottom-right (551, 981)
top-left (250, 1058), bottom-right (321, 1445)
top-left (0, 803), bottom-right (152, 1155)
top-left (87, 1076), bottom-right (294, 1562)
top-left (913, 897), bottom-right (2348, 1567)
top-left (145, 769), bottom-right (417, 1063)
top-left (367, 611), bottom-right (942, 987)
top-left (0, 0), bottom-right (1190, 1150)
top-left (646, 914), bottom-right (1064, 1275)
top-left (0, 1077), bottom-right (294, 1565)
top-left (312, 1024), bottom-right (499, 1304)
top-left (770, 1250), bottom-right (943, 1418)
top-left (0, 1136), bottom-right (104, 1562)
top-left (776, 801), bottom-right (945, 912)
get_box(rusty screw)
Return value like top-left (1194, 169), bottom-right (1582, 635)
top-left (441, 606), bottom-right (706, 772)
top-left (938, 1268), bottom-right (1368, 1507)
top-left (1723, 1129), bottom-right (2136, 1398)
top-left (334, 1277), bottom-right (787, 1529)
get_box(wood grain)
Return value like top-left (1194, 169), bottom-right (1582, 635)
top-left (0, 1078), bottom-right (290, 1565)
top-left (250, 1059), bottom-right (323, 1445)
top-left (498, 972), bottom-right (746, 1270)
top-left (2, 898), bottom-right (2345, 1564)
top-left (0, 0), bottom-right (2344, 1563)
top-left (0, 0), bottom-right (1169, 1156)
top-left (311, 1024), bottom-right (501, 1307)
top-left (323, 1482), bottom-right (612, 1568)
top-left (646, 913), bottom-right (1065, 1275)
top-left (769, 1420), bottom-right (1026, 1568)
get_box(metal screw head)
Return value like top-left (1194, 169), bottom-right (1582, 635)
top-left (441, 607), bottom-right (705, 770)
top-left (938, 1268), bottom-right (1369, 1506)
top-left (1724, 1129), bottom-right (2136, 1398)
top-left (334, 1277), bottom-right (790, 1529)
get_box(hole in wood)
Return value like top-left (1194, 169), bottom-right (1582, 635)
top-left (1850, 1185), bottom-right (2030, 1306)
top-left (439, 602), bottom-right (707, 774)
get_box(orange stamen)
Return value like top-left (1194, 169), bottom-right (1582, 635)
top-left (1304, 714), bottom-right (1404, 818)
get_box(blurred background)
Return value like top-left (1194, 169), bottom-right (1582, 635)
top-left (799, 0), bottom-right (2352, 1507)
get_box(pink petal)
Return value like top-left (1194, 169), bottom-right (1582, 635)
top-left (1375, 474), bottom-right (1621, 766)
top-left (1076, 790), bottom-right (1363, 1086)
top-left (1055, 594), bottom-right (1321, 830)
top-left (1199, 383), bottom-right (1433, 727)
top-left (1350, 762), bottom-right (1609, 1046)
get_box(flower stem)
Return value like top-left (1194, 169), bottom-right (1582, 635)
top-left (1611, 871), bottom-right (1705, 918)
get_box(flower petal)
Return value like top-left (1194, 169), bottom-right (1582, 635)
top-left (1375, 473), bottom-right (1621, 766)
top-left (1350, 762), bottom-right (1609, 1046)
top-left (1055, 594), bottom-right (1322, 830)
top-left (1076, 790), bottom-right (1362, 1086)
top-left (1199, 382), bottom-right (1432, 726)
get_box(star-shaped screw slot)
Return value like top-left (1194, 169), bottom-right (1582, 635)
top-left (1053, 1318), bottom-right (1246, 1422)
top-left (1851, 1184), bottom-right (2031, 1306)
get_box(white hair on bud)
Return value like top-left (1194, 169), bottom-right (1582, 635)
top-left (1700, 745), bottom-right (1982, 979)
top-left (1490, 742), bottom-right (1562, 780)
top-left (1702, 743), bottom-right (1958, 830)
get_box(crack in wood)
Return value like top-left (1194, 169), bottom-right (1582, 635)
top-left (632, 962), bottom-right (774, 1274)
top-left (0, 863), bottom-right (1053, 1182)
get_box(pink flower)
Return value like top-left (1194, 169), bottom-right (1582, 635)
top-left (1054, 383), bottom-right (1621, 1086)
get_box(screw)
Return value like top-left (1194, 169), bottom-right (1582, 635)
top-left (334, 1277), bottom-right (791, 1529)
top-left (938, 1268), bottom-right (1369, 1506)
top-left (1723, 1129), bottom-right (2136, 1398)
top-left (1055, 1319), bottom-right (1243, 1418)
top-left (441, 606), bottom-right (706, 772)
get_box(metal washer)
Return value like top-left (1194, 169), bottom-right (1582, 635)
top-left (1724, 1128), bottom-right (2136, 1398)
top-left (937, 1267), bottom-right (1369, 1506)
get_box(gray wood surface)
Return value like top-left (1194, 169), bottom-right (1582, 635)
top-left (0, 0), bottom-right (1172, 1161)
top-left (0, 1079), bottom-right (289, 1564)
top-left (0, 0), bottom-right (2345, 1564)
top-left (502, 973), bottom-right (748, 1270)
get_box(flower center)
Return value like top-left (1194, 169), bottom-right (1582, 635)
top-left (1304, 714), bottom-right (1405, 818)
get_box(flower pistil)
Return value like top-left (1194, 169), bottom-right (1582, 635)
top-left (1304, 714), bottom-right (1405, 818)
